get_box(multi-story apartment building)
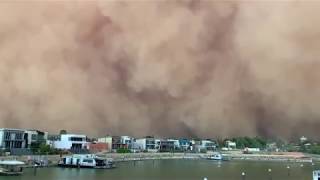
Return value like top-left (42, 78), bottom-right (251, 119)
top-left (0, 128), bottom-right (26, 150)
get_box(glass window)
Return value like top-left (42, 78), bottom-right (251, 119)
top-left (31, 134), bottom-right (37, 140)
top-left (70, 137), bottom-right (84, 141)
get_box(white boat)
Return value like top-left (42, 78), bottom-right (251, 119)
top-left (207, 153), bottom-right (223, 161)
top-left (58, 154), bottom-right (115, 169)
top-left (313, 170), bottom-right (320, 180)
top-left (0, 160), bottom-right (25, 176)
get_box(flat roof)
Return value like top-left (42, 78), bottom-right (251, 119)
top-left (0, 128), bottom-right (26, 132)
top-left (0, 160), bottom-right (25, 165)
top-left (61, 134), bottom-right (87, 137)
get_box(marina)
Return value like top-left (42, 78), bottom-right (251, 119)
top-left (0, 159), bottom-right (318, 180)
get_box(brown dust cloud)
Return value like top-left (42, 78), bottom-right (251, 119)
top-left (0, 1), bottom-right (320, 139)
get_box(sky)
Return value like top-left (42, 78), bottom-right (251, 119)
top-left (0, 0), bottom-right (320, 139)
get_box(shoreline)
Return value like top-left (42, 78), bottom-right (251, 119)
top-left (0, 152), bottom-right (315, 167)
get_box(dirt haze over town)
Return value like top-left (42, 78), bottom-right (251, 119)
top-left (0, 1), bottom-right (320, 139)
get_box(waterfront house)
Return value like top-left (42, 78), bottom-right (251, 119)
top-left (167, 139), bottom-right (180, 150)
top-left (111, 136), bottom-right (127, 150)
top-left (53, 134), bottom-right (88, 152)
top-left (300, 136), bottom-right (308, 143)
top-left (97, 136), bottom-right (112, 152)
top-left (134, 136), bottom-right (156, 152)
top-left (179, 139), bottom-right (192, 151)
top-left (225, 140), bottom-right (236, 150)
top-left (120, 136), bottom-right (134, 149)
top-left (88, 142), bottom-right (109, 153)
top-left (0, 128), bottom-right (26, 150)
top-left (156, 139), bottom-right (175, 152)
top-left (98, 135), bottom-right (133, 151)
top-left (194, 139), bottom-right (217, 153)
top-left (24, 130), bottom-right (48, 149)
top-left (155, 139), bottom-right (180, 152)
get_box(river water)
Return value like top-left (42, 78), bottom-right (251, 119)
top-left (1, 159), bottom-right (318, 180)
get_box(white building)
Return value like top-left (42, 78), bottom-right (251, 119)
top-left (300, 136), bottom-right (308, 143)
top-left (225, 140), bottom-right (236, 150)
top-left (167, 139), bottom-right (180, 149)
top-left (313, 170), bottom-right (320, 180)
top-left (120, 136), bottom-right (132, 144)
top-left (0, 128), bottom-right (26, 150)
top-left (195, 139), bottom-right (216, 152)
top-left (53, 134), bottom-right (88, 150)
top-left (133, 137), bottom-right (156, 152)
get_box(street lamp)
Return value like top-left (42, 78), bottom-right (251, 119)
top-left (268, 168), bottom-right (272, 180)
top-left (241, 172), bottom-right (246, 180)
top-left (287, 166), bottom-right (290, 176)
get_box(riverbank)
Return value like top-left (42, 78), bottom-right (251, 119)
top-left (0, 151), bottom-right (316, 168)
top-left (1, 159), bottom-right (315, 180)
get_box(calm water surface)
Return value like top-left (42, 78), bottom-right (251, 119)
top-left (1, 160), bottom-right (317, 180)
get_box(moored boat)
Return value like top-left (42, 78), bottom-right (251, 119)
top-left (313, 170), bottom-right (320, 180)
top-left (58, 154), bottom-right (115, 169)
top-left (0, 160), bottom-right (25, 176)
top-left (207, 153), bottom-right (223, 161)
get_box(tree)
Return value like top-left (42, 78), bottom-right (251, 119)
top-left (39, 144), bottom-right (52, 154)
top-left (231, 136), bottom-right (268, 149)
top-left (59, 130), bottom-right (67, 135)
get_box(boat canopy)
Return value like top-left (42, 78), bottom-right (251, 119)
top-left (0, 160), bottom-right (25, 166)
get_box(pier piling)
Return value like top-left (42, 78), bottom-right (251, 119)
top-left (241, 172), bottom-right (246, 180)
top-left (33, 165), bottom-right (37, 176)
top-left (268, 169), bottom-right (272, 180)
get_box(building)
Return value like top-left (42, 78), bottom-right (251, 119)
top-left (225, 140), bottom-right (236, 150)
top-left (120, 136), bottom-right (133, 149)
top-left (179, 139), bottom-right (191, 151)
top-left (156, 139), bottom-right (175, 152)
top-left (53, 134), bottom-right (88, 150)
top-left (111, 136), bottom-right (127, 150)
top-left (133, 136), bottom-right (156, 152)
top-left (0, 128), bottom-right (26, 150)
top-left (167, 139), bottom-right (180, 150)
top-left (97, 136), bottom-right (112, 152)
top-left (300, 136), bottom-right (308, 143)
top-left (24, 130), bottom-right (48, 149)
top-left (194, 139), bottom-right (217, 153)
top-left (97, 135), bottom-right (133, 151)
top-left (88, 142), bottom-right (109, 153)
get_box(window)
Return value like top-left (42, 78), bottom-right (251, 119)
top-left (83, 159), bottom-right (93, 163)
top-left (15, 133), bottom-right (23, 140)
top-left (146, 140), bottom-right (155, 145)
top-left (5, 141), bottom-right (10, 148)
top-left (70, 137), bottom-right (84, 141)
top-left (31, 134), bottom-right (37, 140)
top-left (4, 132), bottom-right (10, 140)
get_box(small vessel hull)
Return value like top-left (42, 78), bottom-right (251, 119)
top-left (0, 171), bottom-right (23, 176)
top-left (207, 154), bottom-right (223, 161)
top-left (0, 160), bottom-right (25, 176)
top-left (58, 163), bottom-right (116, 169)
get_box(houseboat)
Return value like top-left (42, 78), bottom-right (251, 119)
top-left (58, 154), bottom-right (115, 169)
top-left (0, 160), bottom-right (25, 176)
